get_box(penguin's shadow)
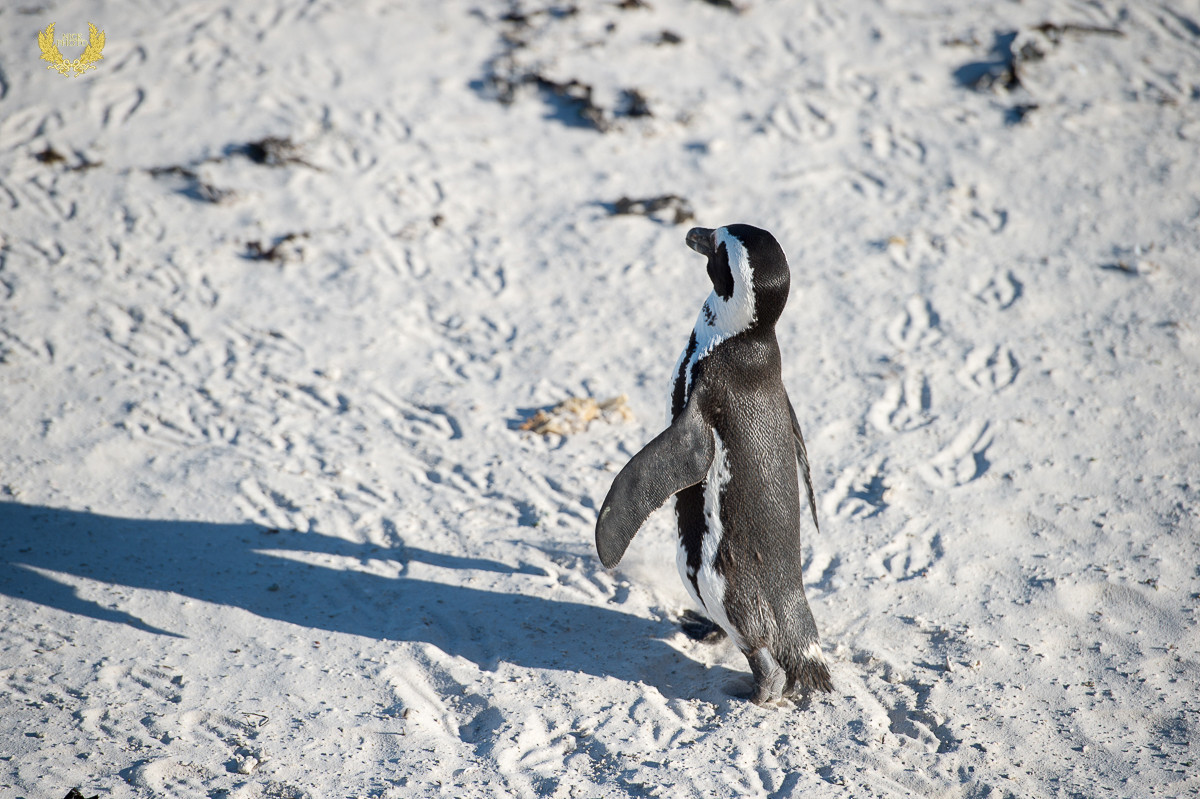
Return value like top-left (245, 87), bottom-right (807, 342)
top-left (0, 502), bottom-right (735, 700)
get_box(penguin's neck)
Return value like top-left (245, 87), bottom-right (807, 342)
top-left (693, 290), bottom-right (758, 360)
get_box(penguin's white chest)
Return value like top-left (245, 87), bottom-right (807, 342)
top-left (675, 429), bottom-right (745, 650)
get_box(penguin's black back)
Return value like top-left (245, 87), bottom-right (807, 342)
top-left (677, 326), bottom-right (819, 672)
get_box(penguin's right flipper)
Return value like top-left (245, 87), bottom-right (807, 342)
top-left (785, 393), bottom-right (819, 534)
top-left (595, 398), bottom-right (715, 568)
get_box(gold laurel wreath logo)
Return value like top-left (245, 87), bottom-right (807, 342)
top-left (37, 22), bottom-right (105, 78)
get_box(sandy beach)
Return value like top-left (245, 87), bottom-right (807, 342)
top-left (2, 1), bottom-right (1199, 796)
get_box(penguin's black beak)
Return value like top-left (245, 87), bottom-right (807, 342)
top-left (686, 227), bottom-right (715, 257)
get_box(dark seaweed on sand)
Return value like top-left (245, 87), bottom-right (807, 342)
top-left (610, 194), bottom-right (695, 225)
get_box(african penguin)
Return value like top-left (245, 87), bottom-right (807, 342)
top-left (595, 223), bottom-right (832, 705)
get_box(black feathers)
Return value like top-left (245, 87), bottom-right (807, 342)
top-left (595, 396), bottom-right (715, 568)
top-left (707, 241), bottom-right (734, 299)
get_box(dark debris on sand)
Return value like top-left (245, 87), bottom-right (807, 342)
top-left (244, 232), bottom-right (309, 263)
top-left (229, 136), bottom-right (317, 169)
top-left (146, 164), bottom-right (233, 204)
top-left (610, 194), bottom-right (695, 225)
top-left (479, 3), bottom-right (656, 132)
top-left (144, 135), bottom-right (315, 203)
top-left (34, 145), bottom-right (103, 172)
top-left (956, 20), bottom-right (1124, 93)
top-left (953, 21), bottom-right (1124, 124)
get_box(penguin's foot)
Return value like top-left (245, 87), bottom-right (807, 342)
top-left (744, 647), bottom-right (787, 706)
top-left (680, 609), bottom-right (726, 643)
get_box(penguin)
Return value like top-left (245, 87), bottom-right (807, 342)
top-left (595, 223), bottom-right (832, 705)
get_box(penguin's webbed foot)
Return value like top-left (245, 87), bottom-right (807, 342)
top-left (680, 609), bottom-right (726, 643)
top-left (745, 647), bottom-right (787, 706)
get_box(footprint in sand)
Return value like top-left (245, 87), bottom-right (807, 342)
top-left (919, 420), bottom-right (993, 488)
top-left (956, 345), bottom-right (1019, 393)
top-left (868, 521), bottom-right (946, 582)
top-left (886, 296), bottom-right (942, 351)
top-left (974, 270), bottom-right (1023, 310)
top-left (768, 95), bottom-right (836, 142)
top-left (825, 455), bottom-right (890, 520)
top-left (869, 370), bottom-right (934, 433)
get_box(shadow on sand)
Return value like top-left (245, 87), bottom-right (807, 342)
top-left (0, 502), bottom-right (733, 698)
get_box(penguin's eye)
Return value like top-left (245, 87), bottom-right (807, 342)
top-left (707, 241), bottom-right (734, 300)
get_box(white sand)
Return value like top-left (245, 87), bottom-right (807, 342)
top-left (2, 1), bottom-right (1199, 796)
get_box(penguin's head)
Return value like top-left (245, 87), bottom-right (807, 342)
top-left (686, 224), bottom-right (790, 334)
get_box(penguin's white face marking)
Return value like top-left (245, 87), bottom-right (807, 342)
top-left (695, 429), bottom-right (744, 649)
top-left (669, 227), bottom-right (759, 419)
top-left (699, 228), bottom-right (757, 344)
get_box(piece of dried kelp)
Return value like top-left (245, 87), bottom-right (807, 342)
top-left (519, 395), bottom-right (634, 436)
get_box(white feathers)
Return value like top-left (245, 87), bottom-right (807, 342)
top-left (695, 430), bottom-right (744, 649)
top-left (674, 228), bottom-right (758, 412)
top-left (698, 229), bottom-right (757, 349)
top-left (671, 430), bottom-right (739, 646)
top-left (802, 640), bottom-right (826, 665)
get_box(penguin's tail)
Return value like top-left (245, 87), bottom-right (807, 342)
top-left (775, 593), bottom-right (833, 695)
top-left (783, 640), bottom-right (833, 696)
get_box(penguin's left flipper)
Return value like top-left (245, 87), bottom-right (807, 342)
top-left (785, 393), bottom-right (819, 534)
top-left (595, 397), bottom-right (715, 569)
